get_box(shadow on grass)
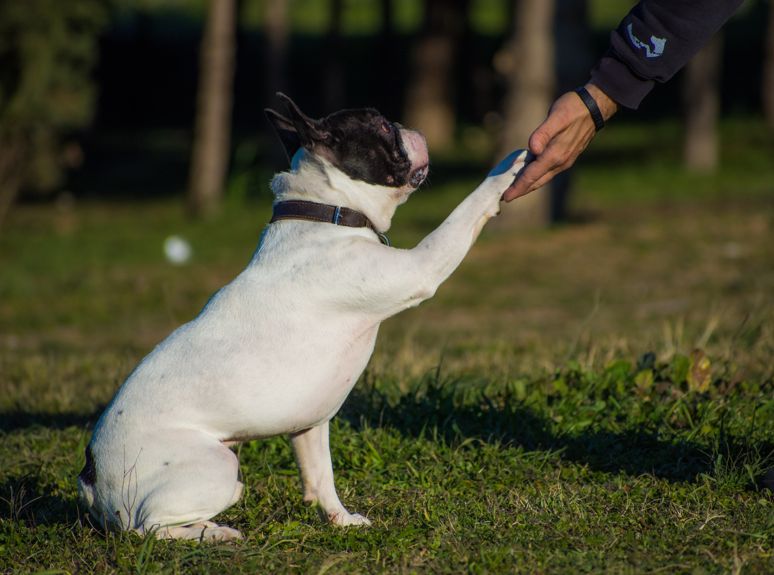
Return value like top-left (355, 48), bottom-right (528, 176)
top-left (0, 410), bottom-right (101, 433)
top-left (3, 400), bottom-right (763, 488)
top-left (0, 474), bottom-right (80, 527)
top-left (341, 383), bottom-right (765, 485)
top-left (2, 384), bottom-right (768, 532)
top-left (0, 411), bottom-right (100, 527)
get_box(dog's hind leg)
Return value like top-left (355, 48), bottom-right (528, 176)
top-left (130, 430), bottom-right (244, 541)
top-left (291, 421), bottom-right (370, 527)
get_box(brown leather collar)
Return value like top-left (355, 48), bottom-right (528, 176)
top-left (270, 200), bottom-right (390, 245)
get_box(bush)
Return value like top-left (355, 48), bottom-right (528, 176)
top-left (0, 0), bottom-right (109, 223)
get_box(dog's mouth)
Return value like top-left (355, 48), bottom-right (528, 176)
top-left (398, 128), bottom-right (429, 189)
top-left (409, 164), bottom-right (429, 188)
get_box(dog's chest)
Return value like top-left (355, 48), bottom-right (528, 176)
top-left (295, 322), bottom-right (379, 425)
top-left (217, 319), bottom-right (380, 438)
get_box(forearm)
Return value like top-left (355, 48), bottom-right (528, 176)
top-left (590, 0), bottom-right (744, 109)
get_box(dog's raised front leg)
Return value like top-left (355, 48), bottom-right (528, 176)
top-left (290, 421), bottom-right (371, 527)
top-left (337, 149), bottom-right (529, 318)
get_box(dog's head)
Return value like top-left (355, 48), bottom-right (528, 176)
top-left (265, 93), bottom-right (429, 192)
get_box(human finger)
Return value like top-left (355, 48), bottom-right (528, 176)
top-left (528, 110), bottom-right (569, 156)
top-left (506, 163), bottom-right (564, 201)
top-left (526, 166), bottom-right (565, 195)
top-left (502, 153), bottom-right (557, 201)
top-left (528, 92), bottom-right (584, 156)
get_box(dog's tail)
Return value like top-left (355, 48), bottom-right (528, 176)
top-left (77, 445), bottom-right (97, 508)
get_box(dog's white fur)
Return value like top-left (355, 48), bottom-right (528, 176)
top-left (79, 128), bottom-right (526, 541)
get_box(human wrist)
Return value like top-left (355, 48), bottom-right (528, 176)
top-left (584, 83), bottom-right (618, 121)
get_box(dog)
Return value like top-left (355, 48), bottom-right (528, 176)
top-left (78, 93), bottom-right (527, 541)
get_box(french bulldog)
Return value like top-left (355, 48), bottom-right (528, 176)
top-left (78, 93), bottom-right (527, 541)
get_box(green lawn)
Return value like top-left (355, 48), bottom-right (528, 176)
top-left (1, 119), bottom-right (772, 573)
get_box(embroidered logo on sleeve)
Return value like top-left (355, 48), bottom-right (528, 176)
top-left (627, 23), bottom-right (666, 58)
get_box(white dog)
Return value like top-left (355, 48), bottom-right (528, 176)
top-left (78, 94), bottom-right (527, 541)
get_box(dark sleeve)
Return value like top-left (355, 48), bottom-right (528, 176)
top-left (589, 0), bottom-right (744, 110)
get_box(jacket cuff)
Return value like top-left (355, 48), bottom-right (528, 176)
top-left (590, 52), bottom-right (655, 110)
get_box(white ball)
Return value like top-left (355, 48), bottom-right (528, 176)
top-left (163, 235), bottom-right (192, 265)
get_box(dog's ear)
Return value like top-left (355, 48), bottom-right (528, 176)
top-left (264, 107), bottom-right (302, 162)
top-left (265, 94), bottom-right (332, 163)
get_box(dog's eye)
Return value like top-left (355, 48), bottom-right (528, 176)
top-left (380, 121), bottom-right (392, 134)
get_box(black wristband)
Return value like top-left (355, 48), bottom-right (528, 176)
top-left (575, 87), bottom-right (605, 132)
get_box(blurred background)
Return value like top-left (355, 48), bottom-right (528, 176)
top-left (1, 0), bottom-right (773, 381)
top-left (1, 0), bottom-right (772, 224)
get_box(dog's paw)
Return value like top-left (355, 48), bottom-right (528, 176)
top-left (328, 510), bottom-right (372, 527)
top-left (485, 149), bottom-right (529, 189)
top-left (200, 524), bottom-right (244, 542)
top-left (156, 521), bottom-right (244, 542)
top-left (489, 149), bottom-right (529, 176)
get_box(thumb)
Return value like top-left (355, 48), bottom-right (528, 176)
top-left (528, 102), bottom-right (571, 155)
top-left (528, 123), bottom-right (552, 156)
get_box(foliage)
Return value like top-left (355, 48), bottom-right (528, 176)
top-left (0, 0), bottom-right (109, 205)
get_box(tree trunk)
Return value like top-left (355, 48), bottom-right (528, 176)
top-left (496, 0), bottom-right (556, 228)
top-left (763, 0), bottom-right (774, 129)
top-left (264, 0), bottom-right (290, 170)
top-left (683, 34), bottom-right (722, 172)
top-left (264, 0), bottom-right (288, 96)
top-left (552, 0), bottom-right (591, 222)
top-left (0, 135), bottom-right (26, 232)
top-left (404, 0), bottom-right (467, 152)
top-left (324, 0), bottom-right (345, 111)
top-left (376, 0), bottom-right (399, 115)
top-left (187, 0), bottom-right (236, 218)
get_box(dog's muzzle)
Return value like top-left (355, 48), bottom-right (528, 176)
top-left (409, 165), bottom-right (429, 188)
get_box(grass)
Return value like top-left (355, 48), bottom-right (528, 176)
top-left (1, 119), bottom-right (773, 573)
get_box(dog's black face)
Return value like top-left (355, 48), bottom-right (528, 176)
top-left (318, 108), bottom-right (412, 187)
top-left (265, 93), bottom-right (427, 188)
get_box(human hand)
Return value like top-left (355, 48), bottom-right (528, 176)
top-left (502, 83), bottom-right (617, 201)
